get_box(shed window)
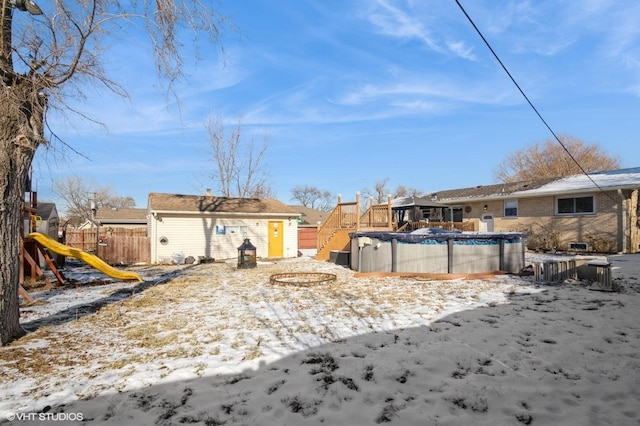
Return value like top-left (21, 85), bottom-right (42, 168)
top-left (504, 199), bottom-right (518, 217)
top-left (225, 226), bottom-right (248, 235)
top-left (557, 195), bottom-right (594, 215)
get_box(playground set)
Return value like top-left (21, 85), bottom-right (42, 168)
top-left (19, 181), bottom-right (142, 303)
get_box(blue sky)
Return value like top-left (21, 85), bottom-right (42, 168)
top-left (33, 0), bottom-right (640, 211)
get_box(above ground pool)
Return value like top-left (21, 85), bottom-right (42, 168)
top-left (350, 229), bottom-right (526, 274)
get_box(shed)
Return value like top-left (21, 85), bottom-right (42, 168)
top-left (148, 192), bottom-right (301, 263)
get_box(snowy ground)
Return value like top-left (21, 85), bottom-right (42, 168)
top-left (1, 252), bottom-right (639, 425)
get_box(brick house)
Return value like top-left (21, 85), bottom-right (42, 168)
top-left (429, 167), bottom-right (640, 254)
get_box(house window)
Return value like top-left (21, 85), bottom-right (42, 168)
top-left (444, 207), bottom-right (463, 222)
top-left (557, 195), bottom-right (594, 215)
top-left (504, 199), bottom-right (518, 217)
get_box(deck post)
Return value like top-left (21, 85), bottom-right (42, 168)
top-left (355, 192), bottom-right (360, 230)
top-left (387, 194), bottom-right (392, 229)
top-left (369, 197), bottom-right (374, 226)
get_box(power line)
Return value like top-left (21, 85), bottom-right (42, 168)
top-left (454, 0), bottom-right (610, 195)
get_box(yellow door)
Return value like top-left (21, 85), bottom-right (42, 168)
top-left (268, 221), bottom-right (283, 258)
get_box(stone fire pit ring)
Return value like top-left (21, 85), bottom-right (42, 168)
top-left (269, 272), bottom-right (337, 287)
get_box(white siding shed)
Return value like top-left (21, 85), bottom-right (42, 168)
top-left (148, 192), bottom-right (301, 263)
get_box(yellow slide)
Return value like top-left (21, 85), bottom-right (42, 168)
top-left (27, 232), bottom-right (143, 282)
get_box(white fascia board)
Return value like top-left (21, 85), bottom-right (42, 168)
top-left (149, 210), bottom-right (300, 218)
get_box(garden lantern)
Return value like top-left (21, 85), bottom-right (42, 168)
top-left (237, 238), bottom-right (257, 269)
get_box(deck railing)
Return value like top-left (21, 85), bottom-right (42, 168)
top-left (317, 194), bottom-right (395, 253)
top-left (401, 221), bottom-right (476, 232)
top-left (318, 194), bottom-right (477, 256)
top-left (360, 196), bottom-right (392, 229)
top-left (317, 196), bottom-right (360, 253)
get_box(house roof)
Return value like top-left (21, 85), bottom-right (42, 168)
top-left (430, 167), bottom-right (640, 202)
top-left (95, 208), bottom-right (148, 223)
top-left (289, 205), bottom-right (329, 225)
top-left (36, 202), bottom-right (58, 219)
top-left (514, 167), bottom-right (640, 196)
top-left (148, 192), bottom-right (301, 216)
top-left (430, 179), bottom-right (555, 202)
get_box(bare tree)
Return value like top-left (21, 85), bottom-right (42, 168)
top-left (494, 135), bottom-right (621, 183)
top-left (205, 114), bottom-right (272, 198)
top-left (361, 178), bottom-right (391, 205)
top-left (290, 185), bottom-right (333, 211)
top-left (1, 0), bottom-right (231, 345)
top-left (53, 176), bottom-right (135, 220)
top-left (109, 196), bottom-right (136, 210)
top-left (393, 185), bottom-right (424, 198)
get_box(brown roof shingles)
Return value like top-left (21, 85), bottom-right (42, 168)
top-left (289, 205), bottom-right (329, 225)
top-left (95, 208), bottom-right (147, 221)
top-left (148, 193), bottom-right (300, 215)
top-left (430, 178), bottom-right (556, 202)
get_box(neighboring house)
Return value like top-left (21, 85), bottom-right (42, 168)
top-left (290, 205), bottom-right (330, 250)
top-left (35, 202), bottom-right (59, 240)
top-left (428, 167), bottom-right (640, 254)
top-left (148, 192), bottom-right (301, 263)
top-left (33, 202), bottom-right (62, 267)
top-left (96, 208), bottom-right (148, 229)
top-left (78, 207), bottom-right (148, 230)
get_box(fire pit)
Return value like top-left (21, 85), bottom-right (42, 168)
top-left (269, 272), bottom-right (337, 287)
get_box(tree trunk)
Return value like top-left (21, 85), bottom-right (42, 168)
top-left (0, 81), bottom-right (45, 346)
top-left (0, 162), bottom-right (27, 345)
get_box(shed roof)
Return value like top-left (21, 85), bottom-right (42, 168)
top-left (148, 192), bottom-right (300, 215)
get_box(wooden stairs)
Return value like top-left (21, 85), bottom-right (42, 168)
top-left (315, 194), bottom-right (394, 261)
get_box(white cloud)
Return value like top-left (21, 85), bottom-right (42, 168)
top-left (361, 0), bottom-right (477, 60)
top-left (336, 77), bottom-right (514, 107)
top-left (446, 40), bottom-right (477, 61)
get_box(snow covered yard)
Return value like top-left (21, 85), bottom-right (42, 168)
top-left (1, 254), bottom-right (639, 425)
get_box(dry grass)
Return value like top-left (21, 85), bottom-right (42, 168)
top-left (2, 258), bottom-right (518, 405)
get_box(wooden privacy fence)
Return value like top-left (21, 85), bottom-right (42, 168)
top-left (65, 227), bottom-right (150, 265)
top-left (298, 227), bottom-right (319, 249)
